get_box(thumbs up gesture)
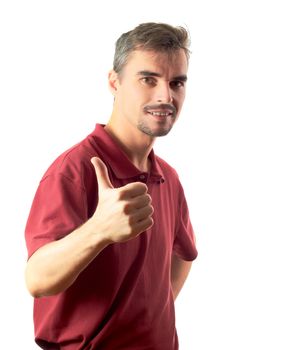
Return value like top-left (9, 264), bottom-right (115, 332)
top-left (90, 157), bottom-right (154, 244)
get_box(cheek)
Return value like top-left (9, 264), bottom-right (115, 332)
top-left (175, 93), bottom-right (185, 110)
top-left (119, 81), bottom-right (152, 111)
top-left (130, 87), bottom-right (151, 107)
top-left (120, 87), bottom-right (145, 117)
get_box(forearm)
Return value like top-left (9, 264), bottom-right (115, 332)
top-left (25, 219), bottom-right (110, 298)
top-left (171, 254), bottom-right (192, 300)
top-left (26, 158), bottom-right (153, 298)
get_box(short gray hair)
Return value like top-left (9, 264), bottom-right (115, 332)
top-left (113, 22), bottom-right (191, 74)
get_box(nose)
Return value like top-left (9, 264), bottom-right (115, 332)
top-left (156, 82), bottom-right (173, 103)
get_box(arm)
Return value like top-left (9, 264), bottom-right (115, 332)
top-left (171, 254), bottom-right (192, 300)
top-left (25, 220), bottom-right (110, 298)
top-left (25, 158), bottom-right (153, 298)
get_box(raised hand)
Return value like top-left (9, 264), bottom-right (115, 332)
top-left (90, 157), bottom-right (154, 243)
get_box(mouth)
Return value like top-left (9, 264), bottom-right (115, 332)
top-left (147, 110), bottom-right (174, 117)
top-left (144, 104), bottom-right (176, 119)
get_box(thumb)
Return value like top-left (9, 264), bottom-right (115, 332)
top-left (91, 157), bottom-right (114, 191)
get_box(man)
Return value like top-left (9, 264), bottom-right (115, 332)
top-left (25, 22), bottom-right (198, 350)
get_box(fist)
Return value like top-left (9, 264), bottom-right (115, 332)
top-left (90, 157), bottom-right (154, 243)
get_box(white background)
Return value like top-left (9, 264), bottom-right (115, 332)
top-left (1, 0), bottom-right (287, 349)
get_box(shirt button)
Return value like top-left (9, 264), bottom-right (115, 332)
top-left (139, 174), bottom-right (146, 180)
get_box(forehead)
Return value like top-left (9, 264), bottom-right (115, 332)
top-left (123, 49), bottom-right (188, 78)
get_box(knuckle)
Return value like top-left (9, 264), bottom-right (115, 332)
top-left (122, 202), bottom-right (131, 214)
top-left (117, 190), bottom-right (125, 201)
top-left (146, 194), bottom-right (152, 203)
top-left (136, 182), bottom-right (148, 192)
top-left (149, 205), bottom-right (154, 215)
top-left (130, 227), bottom-right (138, 236)
top-left (128, 215), bottom-right (136, 226)
top-left (148, 217), bottom-right (154, 227)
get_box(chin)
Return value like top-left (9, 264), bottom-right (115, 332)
top-left (138, 124), bottom-right (173, 137)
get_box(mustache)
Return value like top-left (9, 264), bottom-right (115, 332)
top-left (143, 104), bottom-right (177, 115)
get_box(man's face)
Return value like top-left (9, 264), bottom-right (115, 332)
top-left (111, 49), bottom-right (188, 138)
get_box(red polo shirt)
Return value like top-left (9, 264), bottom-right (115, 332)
top-left (25, 124), bottom-right (197, 350)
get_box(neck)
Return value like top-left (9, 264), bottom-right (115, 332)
top-left (104, 117), bottom-right (155, 173)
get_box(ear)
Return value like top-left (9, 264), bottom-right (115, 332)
top-left (108, 70), bottom-right (120, 96)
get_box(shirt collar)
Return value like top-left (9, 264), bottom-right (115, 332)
top-left (91, 124), bottom-right (165, 183)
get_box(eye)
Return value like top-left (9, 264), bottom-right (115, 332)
top-left (141, 77), bottom-right (157, 86)
top-left (170, 80), bottom-right (185, 89)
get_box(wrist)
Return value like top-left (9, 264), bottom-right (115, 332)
top-left (83, 217), bottom-right (112, 249)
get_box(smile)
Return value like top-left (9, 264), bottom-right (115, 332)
top-left (147, 111), bottom-right (173, 117)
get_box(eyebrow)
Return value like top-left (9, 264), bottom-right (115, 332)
top-left (137, 70), bottom-right (188, 82)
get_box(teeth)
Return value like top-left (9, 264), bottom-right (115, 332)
top-left (150, 112), bottom-right (171, 116)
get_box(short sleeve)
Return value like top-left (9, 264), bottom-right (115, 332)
top-left (25, 173), bottom-right (87, 259)
top-left (173, 182), bottom-right (198, 261)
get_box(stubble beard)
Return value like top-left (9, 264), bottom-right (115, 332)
top-left (137, 121), bottom-right (173, 137)
top-left (139, 103), bottom-right (178, 137)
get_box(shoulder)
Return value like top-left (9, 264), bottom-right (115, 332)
top-left (40, 132), bottom-right (99, 189)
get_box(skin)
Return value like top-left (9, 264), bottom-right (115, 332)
top-left (25, 48), bottom-right (192, 299)
top-left (106, 49), bottom-right (192, 297)
top-left (106, 49), bottom-right (188, 170)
